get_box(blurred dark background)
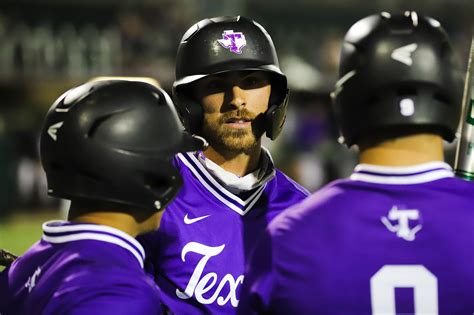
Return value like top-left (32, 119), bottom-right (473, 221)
top-left (0, 0), bottom-right (472, 219)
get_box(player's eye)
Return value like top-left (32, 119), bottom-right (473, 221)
top-left (206, 79), bottom-right (224, 90)
top-left (241, 77), bottom-right (258, 88)
top-left (195, 77), bottom-right (226, 97)
top-left (240, 73), bottom-right (270, 89)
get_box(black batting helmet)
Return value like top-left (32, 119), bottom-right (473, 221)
top-left (173, 16), bottom-right (289, 140)
top-left (40, 80), bottom-right (204, 212)
top-left (332, 11), bottom-right (463, 146)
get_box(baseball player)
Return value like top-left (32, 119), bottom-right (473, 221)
top-left (239, 12), bottom-right (474, 314)
top-left (137, 16), bottom-right (309, 314)
top-left (0, 80), bottom-right (204, 315)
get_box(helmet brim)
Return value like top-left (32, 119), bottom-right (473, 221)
top-left (173, 64), bottom-right (285, 89)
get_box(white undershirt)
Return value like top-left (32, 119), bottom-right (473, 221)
top-left (197, 149), bottom-right (273, 194)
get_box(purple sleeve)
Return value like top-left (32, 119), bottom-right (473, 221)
top-left (42, 272), bottom-right (164, 315)
top-left (0, 267), bottom-right (10, 313)
top-left (66, 297), bottom-right (161, 315)
top-left (238, 229), bottom-right (276, 315)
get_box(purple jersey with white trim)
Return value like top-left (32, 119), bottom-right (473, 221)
top-left (0, 221), bottom-right (162, 315)
top-left (138, 151), bottom-right (309, 314)
top-left (239, 162), bottom-right (474, 314)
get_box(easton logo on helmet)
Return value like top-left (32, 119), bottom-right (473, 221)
top-left (217, 30), bottom-right (246, 54)
top-left (390, 43), bottom-right (418, 66)
top-left (47, 121), bottom-right (64, 141)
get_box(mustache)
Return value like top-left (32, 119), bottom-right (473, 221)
top-left (218, 109), bottom-right (258, 124)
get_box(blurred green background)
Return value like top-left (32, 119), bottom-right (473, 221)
top-left (0, 212), bottom-right (61, 261)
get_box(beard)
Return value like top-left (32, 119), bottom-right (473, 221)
top-left (201, 108), bottom-right (266, 154)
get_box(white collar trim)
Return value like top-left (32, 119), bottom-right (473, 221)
top-left (42, 220), bottom-right (145, 268)
top-left (350, 162), bottom-right (453, 185)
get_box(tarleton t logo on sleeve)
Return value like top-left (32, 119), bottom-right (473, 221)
top-left (25, 267), bottom-right (42, 293)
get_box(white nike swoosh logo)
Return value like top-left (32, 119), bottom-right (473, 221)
top-left (184, 213), bottom-right (210, 225)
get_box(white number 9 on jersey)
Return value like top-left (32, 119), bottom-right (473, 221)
top-left (370, 265), bottom-right (438, 315)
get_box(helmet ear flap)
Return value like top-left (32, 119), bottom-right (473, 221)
top-left (141, 166), bottom-right (183, 211)
top-left (172, 86), bottom-right (204, 135)
top-left (266, 90), bottom-right (289, 140)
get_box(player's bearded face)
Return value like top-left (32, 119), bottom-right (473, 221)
top-left (194, 71), bottom-right (271, 154)
top-left (202, 107), bottom-right (265, 153)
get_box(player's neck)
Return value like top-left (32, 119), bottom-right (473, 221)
top-left (203, 144), bottom-right (262, 177)
top-left (68, 206), bottom-right (162, 237)
top-left (359, 133), bottom-right (444, 166)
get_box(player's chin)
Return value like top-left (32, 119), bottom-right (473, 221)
top-left (220, 133), bottom-right (259, 153)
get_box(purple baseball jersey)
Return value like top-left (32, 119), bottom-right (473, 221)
top-left (0, 221), bottom-right (162, 315)
top-left (239, 162), bottom-right (474, 315)
top-left (138, 151), bottom-right (309, 314)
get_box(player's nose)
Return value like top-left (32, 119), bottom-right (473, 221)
top-left (229, 85), bottom-right (246, 108)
